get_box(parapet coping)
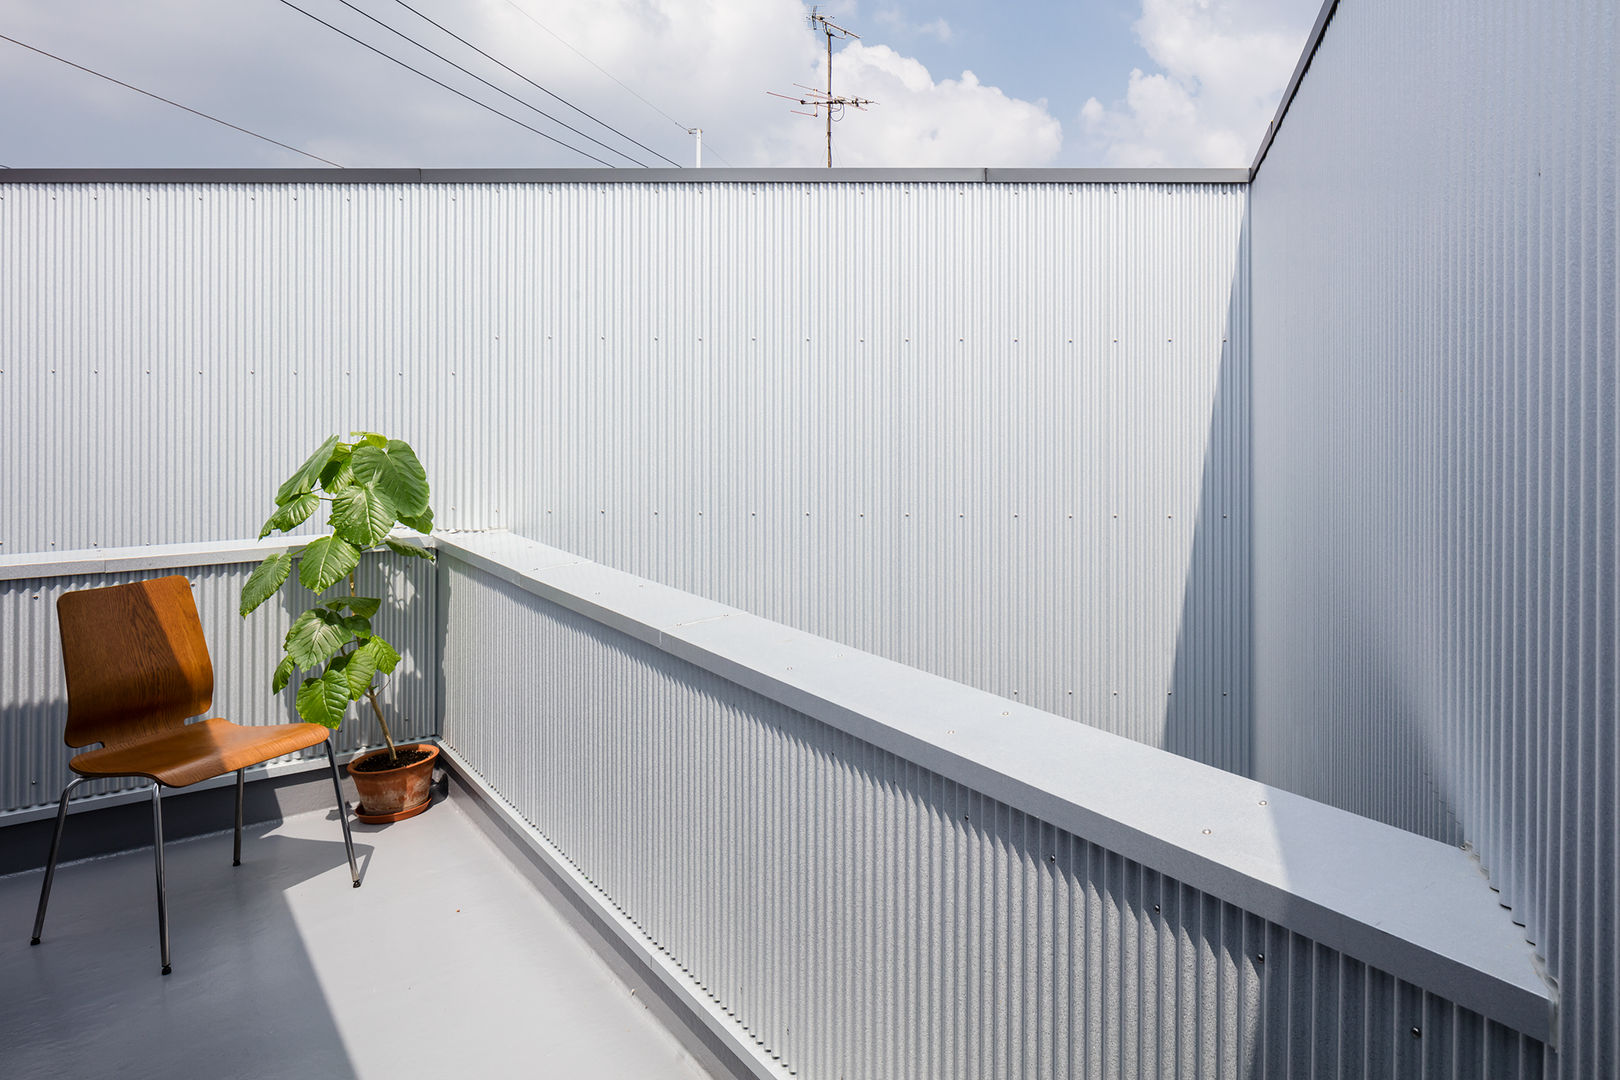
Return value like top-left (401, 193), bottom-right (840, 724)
top-left (0, 533), bottom-right (1553, 1040)
top-left (436, 530), bottom-right (1553, 1043)
top-left (0, 167), bottom-right (1250, 185)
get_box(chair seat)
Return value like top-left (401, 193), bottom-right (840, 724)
top-left (70, 718), bottom-right (331, 788)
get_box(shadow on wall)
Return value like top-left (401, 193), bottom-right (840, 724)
top-left (1161, 209), bottom-right (1253, 778)
top-left (267, 550), bottom-right (439, 751)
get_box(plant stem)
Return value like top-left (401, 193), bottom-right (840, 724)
top-left (368, 688), bottom-right (399, 762)
top-left (350, 570), bottom-right (399, 763)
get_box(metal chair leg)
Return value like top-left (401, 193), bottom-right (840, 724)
top-left (232, 768), bottom-right (245, 866)
top-left (151, 782), bottom-right (171, 975)
top-left (325, 739), bottom-right (360, 888)
top-left (30, 776), bottom-right (91, 945)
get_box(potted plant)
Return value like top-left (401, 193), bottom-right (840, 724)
top-left (239, 431), bottom-right (439, 823)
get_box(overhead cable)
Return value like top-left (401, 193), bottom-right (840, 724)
top-left (328, 0), bottom-right (650, 166)
top-left (0, 33), bottom-right (343, 167)
top-left (272, 0), bottom-right (618, 167)
top-left (386, 0), bottom-right (680, 168)
top-left (499, 0), bottom-right (736, 166)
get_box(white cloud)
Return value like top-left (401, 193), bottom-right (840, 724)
top-left (801, 43), bottom-right (1061, 166)
top-left (0, 0), bottom-right (1057, 169)
top-left (1081, 0), bottom-right (1313, 167)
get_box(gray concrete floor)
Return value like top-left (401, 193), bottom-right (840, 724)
top-left (0, 797), bottom-right (715, 1080)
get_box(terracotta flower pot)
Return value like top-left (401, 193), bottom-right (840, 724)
top-left (347, 743), bottom-right (440, 823)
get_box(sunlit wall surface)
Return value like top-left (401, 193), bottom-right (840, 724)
top-left (0, 177), bottom-right (1251, 772)
top-left (1250, 1), bottom-right (1618, 1074)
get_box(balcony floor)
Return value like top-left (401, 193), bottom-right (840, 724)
top-left (0, 794), bottom-right (715, 1080)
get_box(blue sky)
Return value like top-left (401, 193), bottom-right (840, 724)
top-left (0, 0), bottom-right (1322, 169)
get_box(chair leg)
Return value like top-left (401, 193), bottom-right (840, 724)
top-left (233, 768), bottom-right (245, 867)
top-left (151, 782), bottom-right (171, 975)
top-left (30, 776), bottom-right (91, 945)
top-left (325, 739), bottom-right (360, 888)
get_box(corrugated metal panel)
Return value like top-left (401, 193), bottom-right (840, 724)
top-left (0, 552), bottom-right (439, 815)
top-left (0, 179), bottom-right (1250, 773)
top-left (441, 557), bottom-right (1548, 1079)
top-left (1249, 1), bottom-right (1617, 1077)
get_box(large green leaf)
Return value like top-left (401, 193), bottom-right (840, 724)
top-left (351, 430), bottom-right (388, 449)
top-left (284, 607), bottom-right (358, 668)
top-left (258, 491), bottom-right (319, 539)
top-left (381, 440), bottom-right (430, 515)
top-left (330, 595), bottom-right (381, 619)
top-left (385, 538), bottom-right (436, 562)
top-left (270, 654), bottom-right (297, 694)
top-left (295, 670), bottom-right (354, 728)
top-left (343, 637), bottom-right (384, 698)
top-left (274, 435), bottom-right (340, 504)
top-left (351, 441), bottom-right (430, 517)
top-left (318, 444), bottom-right (355, 493)
top-left (297, 535), bottom-right (360, 593)
top-left (366, 633), bottom-right (401, 674)
top-left (332, 483), bottom-right (398, 548)
top-left (239, 551), bottom-right (293, 616)
top-left (396, 507), bottom-right (434, 535)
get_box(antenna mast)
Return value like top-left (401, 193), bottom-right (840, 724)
top-left (768, 8), bottom-right (876, 167)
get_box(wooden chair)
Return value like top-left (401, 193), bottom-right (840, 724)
top-left (30, 574), bottom-right (360, 974)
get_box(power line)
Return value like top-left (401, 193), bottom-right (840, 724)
top-left (384, 0), bottom-right (680, 168)
top-left (325, 0), bottom-right (652, 167)
top-left (0, 32), bottom-right (343, 167)
top-left (272, 0), bottom-right (618, 167)
top-left (499, 0), bottom-right (737, 167)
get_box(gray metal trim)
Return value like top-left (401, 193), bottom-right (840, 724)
top-left (986, 167), bottom-right (1251, 184)
top-left (0, 166), bottom-right (1251, 186)
top-left (1250, 0), bottom-right (1342, 177)
top-left (0, 535), bottom-right (435, 582)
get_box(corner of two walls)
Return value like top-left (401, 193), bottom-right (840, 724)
top-left (1247, 0), bottom-right (1617, 1074)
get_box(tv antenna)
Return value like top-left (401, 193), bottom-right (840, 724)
top-left (768, 8), bottom-right (876, 167)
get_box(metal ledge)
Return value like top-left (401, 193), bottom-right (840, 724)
top-left (0, 533), bottom-right (1556, 1040)
top-left (1250, 0), bottom-right (1342, 177)
top-left (438, 529), bottom-right (1555, 1043)
top-left (0, 167), bottom-right (1250, 186)
top-left (0, 534), bottom-right (435, 583)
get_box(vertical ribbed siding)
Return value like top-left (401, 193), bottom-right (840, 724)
top-left (0, 552), bottom-right (439, 815)
top-left (1250, 1), bottom-right (1616, 1077)
top-left (442, 558), bottom-right (1545, 1080)
top-left (0, 179), bottom-right (1250, 773)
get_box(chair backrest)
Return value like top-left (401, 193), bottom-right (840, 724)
top-left (57, 575), bottom-right (214, 749)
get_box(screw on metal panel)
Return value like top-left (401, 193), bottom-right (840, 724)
top-left (1258, 800), bottom-right (1267, 806)
top-left (1049, 854), bottom-right (1056, 862)
top-left (1202, 828), bottom-right (1212, 835)
top-left (1153, 904), bottom-right (1160, 912)
top-left (1411, 1028), bottom-right (1421, 1039)
top-left (1256, 953), bottom-right (1264, 964)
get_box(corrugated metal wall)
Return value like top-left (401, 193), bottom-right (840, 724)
top-left (441, 555), bottom-right (1547, 1080)
top-left (1249, 1), bottom-right (1617, 1076)
top-left (0, 178), bottom-right (1251, 772)
top-left (0, 552), bottom-right (439, 815)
